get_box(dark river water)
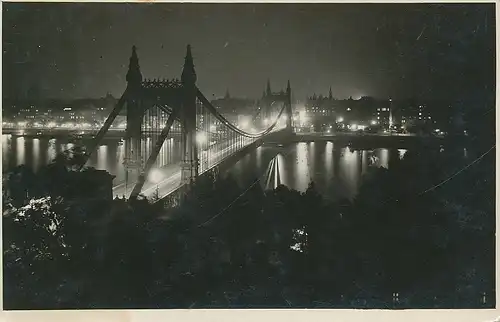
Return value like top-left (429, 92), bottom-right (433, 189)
top-left (3, 134), bottom-right (412, 200)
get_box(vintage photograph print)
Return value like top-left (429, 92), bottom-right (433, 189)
top-left (2, 2), bottom-right (496, 309)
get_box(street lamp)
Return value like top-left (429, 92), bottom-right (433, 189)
top-left (196, 132), bottom-right (207, 144)
top-left (148, 168), bottom-right (163, 184)
top-left (239, 118), bottom-right (250, 130)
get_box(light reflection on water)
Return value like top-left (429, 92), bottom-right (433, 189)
top-left (256, 146), bottom-right (262, 169)
top-left (228, 142), bottom-right (400, 201)
top-left (2, 134), bottom-right (11, 168)
top-left (398, 149), bottom-right (407, 160)
top-left (295, 142), bottom-right (311, 192)
top-left (3, 136), bottom-right (182, 184)
top-left (33, 139), bottom-right (40, 170)
top-left (47, 139), bottom-right (57, 164)
top-left (276, 153), bottom-right (286, 187)
top-left (16, 137), bottom-right (25, 167)
top-left (340, 147), bottom-right (360, 198)
top-left (379, 148), bottom-right (389, 169)
top-left (324, 142), bottom-right (333, 181)
top-left (362, 150), bottom-right (368, 174)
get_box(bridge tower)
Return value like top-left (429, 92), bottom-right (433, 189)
top-left (261, 78), bottom-right (293, 131)
top-left (124, 46), bottom-right (144, 184)
top-left (180, 44), bottom-right (199, 185)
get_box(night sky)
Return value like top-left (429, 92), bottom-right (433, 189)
top-left (3, 3), bottom-right (496, 101)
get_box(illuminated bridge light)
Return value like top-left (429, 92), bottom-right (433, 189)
top-left (239, 118), bottom-right (250, 130)
top-left (196, 132), bottom-right (207, 144)
top-left (148, 168), bottom-right (163, 184)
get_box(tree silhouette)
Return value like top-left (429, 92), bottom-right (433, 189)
top-left (2, 139), bottom-right (495, 309)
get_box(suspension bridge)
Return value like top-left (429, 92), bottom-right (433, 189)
top-left (78, 45), bottom-right (294, 201)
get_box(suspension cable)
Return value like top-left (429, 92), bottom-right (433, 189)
top-left (196, 88), bottom-right (286, 138)
top-left (153, 104), bottom-right (232, 136)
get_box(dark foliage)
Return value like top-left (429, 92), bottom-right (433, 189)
top-left (2, 141), bottom-right (495, 309)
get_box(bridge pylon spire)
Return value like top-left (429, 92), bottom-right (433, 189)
top-left (182, 44), bottom-right (197, 85)
top-left (266, 78), bottom-right (272, 96)
top-left (126, 45), bottom-right (143, 88)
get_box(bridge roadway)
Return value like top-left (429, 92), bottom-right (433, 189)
top-left (111, 137), bottom-right (255, 199)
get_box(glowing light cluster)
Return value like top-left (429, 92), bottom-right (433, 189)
top-left (298, 111), bottom-right (308, 126)
top-left (148, 168), bottom-right (163, 184)
top-left (349, 123), bottom-right (366, 131)
top-left (196, 132), bottom-right (207, 144)
top-left (238, 117), bottom-right (250, 130)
